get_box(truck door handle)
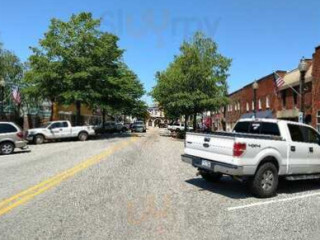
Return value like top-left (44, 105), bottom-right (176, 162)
top-left (204, 137), bottom-right (210, 142)
top-left (203, 143), bottom-right (209, 148)
top-left (309, 147), bottom-right (314, 153)
top-left (291, 146), bottom-right (296, 152)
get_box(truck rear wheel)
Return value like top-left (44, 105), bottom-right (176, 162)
top-left (249, 162), bottom-right (278, 198)
top-left (200, 170), bottom-right (222, 182)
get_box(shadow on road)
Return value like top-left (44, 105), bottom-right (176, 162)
top-left (27, 131), bottom-right (148, 145)
top-left (186, 176), bottom-right (320, 199)
top-left (186, 177), bottom-right (251, 199)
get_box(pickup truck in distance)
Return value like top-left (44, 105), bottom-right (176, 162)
top-left (182, 119), bottom-right (320, 198)
top-left (167, 123), bottom-right (193, 132)
top-left (26, 120), bottom-right (95, 144)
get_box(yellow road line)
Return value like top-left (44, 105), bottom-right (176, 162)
top-left (0, 137), bottom-right (138, 217)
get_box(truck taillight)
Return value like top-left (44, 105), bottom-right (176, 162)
top-left (17, 132), bottom-right (24, 139)
top-left (233, 143), bottom-right (246, 157)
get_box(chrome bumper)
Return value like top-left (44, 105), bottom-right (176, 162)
top-left (181, 154), bottom-right (246, 176)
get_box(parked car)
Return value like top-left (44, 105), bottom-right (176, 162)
top-left (94, 121), bottom-right (127, 134)
top-left (131, 121), bottom-right (146, 133)
top-left (26, 120), bottom-right (95, 144)
top-left (182, 118), bottom-right (320, 198)
top-left (167, 123), bottom-right (193, 132)
top-left (0, 122), bottom-right (28, 155)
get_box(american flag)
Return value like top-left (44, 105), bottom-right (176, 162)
top-left (274, 72), bottom-right (285, 88)
top-left (12, 86), bottom-right (21, 104)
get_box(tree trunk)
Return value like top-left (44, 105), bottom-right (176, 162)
top-left (102, 109), bottom-right (106, 127)
top-left (193, 112), bottom-right (197, 131)
top-left (184, 114), bottom-right (188, 131)
top-left (76, 100), bottom-right (81, 126)
top-left (50, 100), bottom-right (54, 121)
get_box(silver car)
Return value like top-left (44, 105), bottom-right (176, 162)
top-left (0, 122), bottom-right (28, 155)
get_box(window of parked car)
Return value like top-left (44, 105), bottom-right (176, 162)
top-left (249, 122), bottom-right (261, 134)
top-left (260, 122), bottom-right (280, 136)
top-left (50, 122), bottom-right (62, 129)
top-left (0, 123), bottom-right (17, 133)
top-left (62, 122), bottom-right (69, 128)
top-left (288, 124), bottom-right (320, 143)
top-left (233, 121), bottom-right (250, 133)
top-left (234, 121), bottom-right (280, 136)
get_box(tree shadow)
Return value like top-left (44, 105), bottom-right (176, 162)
top-left (186, 176), bottom-right (320, 199)
top-left (27, 131), bottom-right (146, 145)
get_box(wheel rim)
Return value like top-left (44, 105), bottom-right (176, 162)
top-left (261, 170), bottom-right (274, 191)
top-left (36, 136), bottom-right (43, 144)
top-left (2, 144), bottom-right (13, 154)
top-left (80, 133), bottom-right (87, 140)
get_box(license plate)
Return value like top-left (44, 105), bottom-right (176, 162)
top-left (201, 160), bottom-right (211, 168)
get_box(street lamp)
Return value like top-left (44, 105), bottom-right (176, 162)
top-left (252, 81), bottom-right (259, 119)
top-left (298, 57), bottom-right (308, 122)
top-left (0, 78), bottom-right (5, 120)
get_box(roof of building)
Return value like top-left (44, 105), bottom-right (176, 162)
top-left (228, 71), bottom-right (286, 97)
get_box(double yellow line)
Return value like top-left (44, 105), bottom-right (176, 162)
top-left (0, 137), bottom-right (137, 217)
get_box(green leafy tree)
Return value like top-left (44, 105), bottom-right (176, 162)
top-left (151, 32), bottom-right (231, 130)
top-left (25, 12), bottom-right (124, 124)
top-left (0, 43), bottom-right (24, 118)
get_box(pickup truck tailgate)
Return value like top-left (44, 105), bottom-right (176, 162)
top-left (185, 133), bottom-right (235, 165)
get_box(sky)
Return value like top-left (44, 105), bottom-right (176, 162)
top-left (0, 0), bottom-right (319, 105)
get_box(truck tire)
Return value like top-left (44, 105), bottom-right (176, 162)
top-left (78, 132), bottom-right (88, 141)
top-left (249, 162), bottom-right (278, 198)
top-left (34, 134), bottom-right (44, 145)
top-left (200, 170), bottom-right (222, 182)
top-left (0, 142), bottom-right (14, 155)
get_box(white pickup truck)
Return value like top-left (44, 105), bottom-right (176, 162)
top-left (182, 118), bottom-right (320, 198)
top-left (167, 123), bottom-right (193, 131)
top-left (26, 120), bottom-right (95, 144)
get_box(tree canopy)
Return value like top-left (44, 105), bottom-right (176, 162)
top-left (25, 12), bottom-right (146, 123)
top-left (151, 32), bottom-right (231, 129)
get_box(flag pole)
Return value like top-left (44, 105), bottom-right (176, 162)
top-left (274, 71), bottom-right (301, 96)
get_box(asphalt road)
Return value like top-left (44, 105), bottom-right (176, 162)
top-left (1, 128), bottom-right (320, 239)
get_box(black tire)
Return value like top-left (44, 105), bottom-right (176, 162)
top-left (249, 162), bottom-right (278, 198)
top-left (78, 132), bottom-right (88, 141)
top-left (200, 170), bottom-right (223, 182)
top-left (34, 134), bottom-right (44, 145)
top-left (0, 142), bottom-right (14, 155)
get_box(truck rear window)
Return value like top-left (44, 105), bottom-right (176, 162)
top-left (233, 122), bottom-right (250, 133)
top-left (234, 121), bottom-right (280, 136)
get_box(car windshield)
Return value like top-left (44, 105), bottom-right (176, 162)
top-left (40, 122), bottom-right (52, 128)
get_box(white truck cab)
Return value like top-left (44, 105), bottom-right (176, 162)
top-left (26, 120), bottom-right (95, 144)
top-left (182, 118), bottom-right (320, 198)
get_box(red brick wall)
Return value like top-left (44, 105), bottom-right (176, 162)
top-left (225, 72), bottom-right (284, 125)
top-left (312, 46), bottom-right (320, 128)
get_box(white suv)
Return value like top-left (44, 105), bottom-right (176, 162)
top-left (0, 122), bottom-right (28, 155)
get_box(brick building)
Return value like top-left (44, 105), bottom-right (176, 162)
top-left (213, 45), bottom-right (320, 132)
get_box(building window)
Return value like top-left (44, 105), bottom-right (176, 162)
top-left (317, 111), bottom-right (320, 133)
top-left (234, 104), bottom-right (237, 111)
top-left (266, 96), bottom-right (270, 109)
top-left (238, 102), bottom-right (241, 112)
top-left (281, 90), bottom-right (287, 108)
top-left (258, 99), bottom-right (262, 110)
top-left (246, 102), bottom-right (249, 112)
top-left (252, 101), bottom-right (254, 110)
